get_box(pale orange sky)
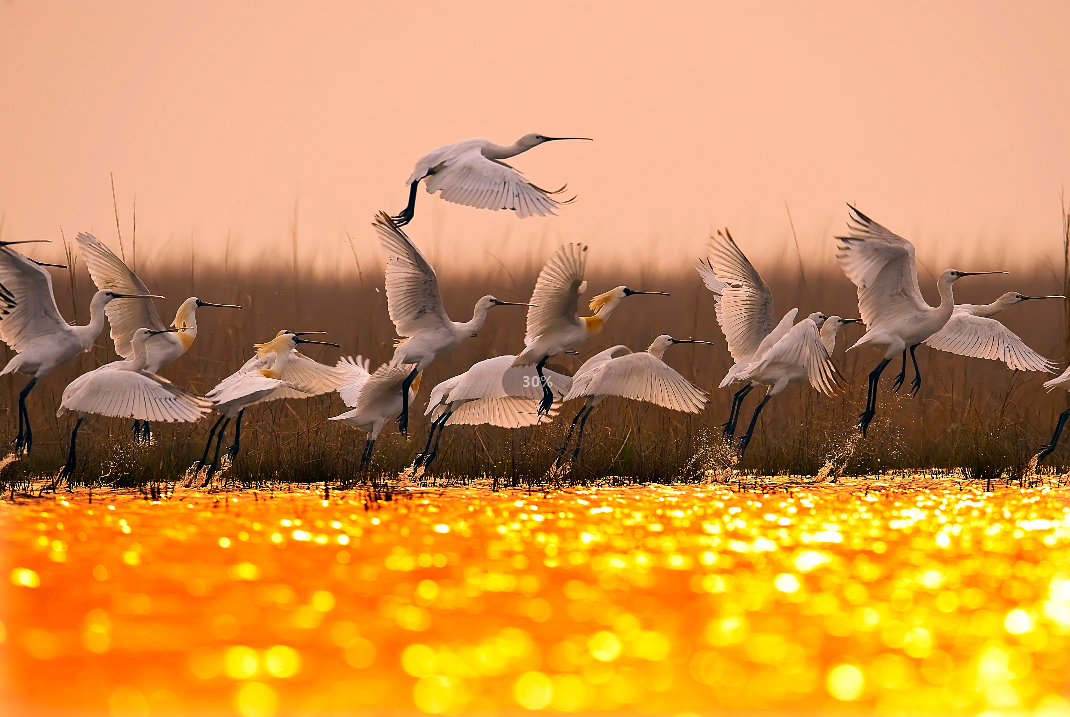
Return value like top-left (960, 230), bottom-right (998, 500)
top-left (2, 1), bottom-right (1069, 278)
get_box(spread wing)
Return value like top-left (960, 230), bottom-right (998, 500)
top-left (423, 145), bottom-right (571, 219)
top-left (374, 213), bottom-right (450, 336)
top-left (425, 373), bottom-right (465, 416)
top-left (59, 367), bottom-right (212, 422)
top-left (742, 319), bottom-right (840, 396)
top-left (76, 232), bottom-right (165, 357)
top-left (357, 362), bottom-right (417, 412)
top-left (447, 395), bottom-right (559, 428)
top-left (206, 369), bottom-right (285, 409)
top-left (702, 229), bottom-right (775, 362)
top-left (925, 313), bottom-right (1056, 372)
top-left (836, 206), bottom-right (928, 329)
top-left (525, 243), bottom-right (588, 342)
top-left (336, 355), bottom-right (372, 408)
top-left (564, 346), bottom-right (631, 401)
top-left (269, 351), bottom-right (346, 400)
top-left (568, 351), bottom-right (707, 413)
top-left (0, 246), bottom-right (68, 352)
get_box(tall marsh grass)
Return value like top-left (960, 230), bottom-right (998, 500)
top-left (2, 236), bottom-right (1069, 490)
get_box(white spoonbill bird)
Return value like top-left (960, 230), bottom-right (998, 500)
top-left (727, 313), bottom-right (845, 456)
top-left (77, 231), bottom-right (241, 439)
top-left (0, 242), bottom-right (162, 454)
top-left (836, 206), bottom-right (1007, 436)
top-left (413, 355), bottom-right (573, 471)
top-left (923, 291), bottom-right (1062, 372)
top-left (374, 212), bottom-right (530, 434)
top-left (199, 331), bottom-right (342, 479)
top-left (514, 243), bottom-right (670, 415)
top-left (392, 134), bottom-right (592, 226)
top-left (1037, 367), bottom-right (1070, 464)
top-left (56, 328), bottom-right (213, 479)
top-left (329, 357), bottom-right (422, 469)
top-left (555, 335), bottom-right (712, 465)
top-left (696, 228), bottom-right (844, 449)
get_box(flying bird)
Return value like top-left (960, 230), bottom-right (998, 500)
top-left (414, 355), bottom-right (572, 471)
top-left (374, 212), bottom-right (529, 434)
top-left (330, 357), bottom-right (422, 469)
top-left (393, 134), bottom-right (591, 226)
top-left (514, 243), bottom-right (669, 415)
top-left (77, 231), bottom-right (241, 439)
top-left (56, 328), bottom-right (214, 479)
top-left (698, 229), bottom-right (845, 452)
top-left (836, 206), bottom-right (1006, 436)
top-left (923, 291), bottom-right (1061, 372)
top-left (555, 335), bottom-right (711, 466)
top-left (198, 330), bottom-right (342, 479)
top-left (0, 241), bottom-right (161, 454)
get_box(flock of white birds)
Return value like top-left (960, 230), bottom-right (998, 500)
top-left (2, 133), bottom-right (1070, 482)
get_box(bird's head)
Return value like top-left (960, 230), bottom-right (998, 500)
top-left (943, 269), bottom-right (1008, 283)
top-left (807, 312), bottom-right (829, 327)
top-left (590, 286), bottom-right (671, 314)
top-left (1000, 291), bottom-right (1065, 307)
top-left (647, 334), bottom-right (715, 359)
top-left (477, 295), bottom-right (531, 312)
top-left (518, 133), bottom-right (593, 150)
top-left (823, 316), bottom-right (862, 331)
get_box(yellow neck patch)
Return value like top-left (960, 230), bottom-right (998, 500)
top-left (254, 333), bottom-right (293, 356)
top-left (259, 369), bottom-right (281, 379)
top-left (583, 315), bottom-right (605, 333)
top-left (177, 332), bottom-right (196, 351)
top-left (410, 372), bottom-right (423, 395)
top-left (588, 288), bottom-right (621, 315)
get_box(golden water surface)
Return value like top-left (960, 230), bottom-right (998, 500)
top-left (2, 479), bottom-right (1069, 715)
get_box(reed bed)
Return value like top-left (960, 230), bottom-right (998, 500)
top-left (2, 245), bottom-right (1069, 491)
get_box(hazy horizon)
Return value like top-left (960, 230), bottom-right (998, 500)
top-left (2, 1), bottom-right (1069, 277)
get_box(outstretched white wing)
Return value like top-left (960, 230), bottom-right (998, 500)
top-left (76, 232), bottom-right (166, 357)
top-left (447, 395), bottom-right (559, 428)
top-left (702, 229), bottom-right (776, 363)
top-left (925, 313), bottom-right (1056, 372)
top-left (268, 350), bottom-right (346, 400)
top-left (0, 246), bottom-right (68, 352)
top-left (421, 143), bottom-right (570, 219)
top-left (356, 363), bottom-right (417, 412)
top-left (564, 346), bottom-right (631, 401)
top-left (836, 206), bottom-right (928, 329)
top-left (524, 243), bottom-right (588, 343)
top-left (373, 213), bottom-right (450, 337)
top-left (59, 367), bottom-right (213, 422)
top-left (206, 369), bottom-right (285, 408)
top-left (741, 319), bottom-right (840, 396)
top-left (337, 355), bottom-right (372, 408)
top-left (426, 373), bottom-right (465, 417)
top-left (567, 351), bottom-right (707, 413)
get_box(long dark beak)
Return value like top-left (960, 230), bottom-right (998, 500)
top-left (492, 300), bottom-right (534, 307)
top-left (630, 291), bottom-right (671, 296)
top-left (544, 137), bottom-right (593, 142)
top-left (197, 300), bottom-right (242, 309)
top-left (294, 337), bottom-right (340, 348)
top-left (0, 240), bottom-right (49, 247)
top-left (1021, 295), bottom-right (1066, 300)
top-left (294, 331), bottom-right (328, 336)
top-left (114, 293), bottom-right (165, 300)
top-left (842, 319), bottom-right (863, 324)
top-left (959, 271), bottom-right (1009, 277)
top-left (670, 339), bottom-right (715, 345)
top-left (147, 329), bottom-right (179, 335)
top-left (35, 262), bottom-right (67, 269)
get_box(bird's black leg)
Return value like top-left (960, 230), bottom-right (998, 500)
top-left (1037, 406), bottom-right (1070, 464)
top-left (570, 406), bottom-right (595, 461)
top-left (226, 409), bottom-right (245, 461)
top-left (203, 418), bottom-right (231, 483)
top-left (58, 418), bottom-right (84, 482)
top-left (14, 377), bottom-right (37, 454)
top-left (422, 411), bottom-right (452, 470)
top-left (397, 367), bottom-right (419, 436)
top-left (908, 344), bottom-right (922, 397)
top-left (552, 407), bottom-right (587, 469)
top-left (414, 412), bottom-right (447, 469)
top-left (360, 439), bottom-right (376, 470)
top-left (392, 182), bottom-right (420, 227)
top-left (196, 414), bottom-right (226, 469)
top-left (859, 358), bottom-right (892, 437)
top-left (737, 394), bottom-right (773, 457)
top-left (723, 384), bottom-right (753, 441)
top-left (535, 357), bottom-right (554, 417)
top-left (891, 349), bottom-right (908, 393)
top-left (132, 420), bottom-right (142, 440)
